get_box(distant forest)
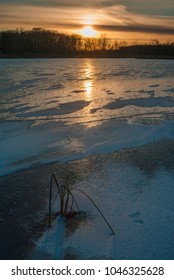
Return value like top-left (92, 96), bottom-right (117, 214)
top-left (0, 28), bottom-right (174, 58)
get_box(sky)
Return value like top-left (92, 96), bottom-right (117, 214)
top-left (0, 0), bottom-right (174, 41)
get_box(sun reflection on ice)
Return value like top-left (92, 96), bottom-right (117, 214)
top-left (84, 80), bottom-right (92, 101)
top-left (81, 61), bottom-right (98, 127)
top-left (83, 62), bottom-right (93, 101)
top-left (61, 60), bottom-right (102, 127)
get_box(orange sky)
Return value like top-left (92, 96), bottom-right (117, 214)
top-left (0, 1), bottom-right (174, 42)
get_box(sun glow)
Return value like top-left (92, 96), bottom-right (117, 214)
top-left (84, 14), bottom-right (95, 25)
top-left (79, 26), bottom-right (97, 37)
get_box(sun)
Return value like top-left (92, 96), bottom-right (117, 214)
top-left (79, 26), bottom-right (97, 37)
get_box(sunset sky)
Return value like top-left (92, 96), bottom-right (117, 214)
top-left (0, 0), bottom-right (174, 41)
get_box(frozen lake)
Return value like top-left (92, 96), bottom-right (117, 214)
top-left (1, 58), bottom-right (174, 260)
top-left (1, 58), bottom-right (174, 126)
top-left (1, 58), bottom-right (174, 175)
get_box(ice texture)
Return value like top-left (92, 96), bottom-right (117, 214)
top-left (1, 58), bottom-right (174, 175)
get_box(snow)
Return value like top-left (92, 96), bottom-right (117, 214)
top-left (31, 164), bottom-right (174, 260)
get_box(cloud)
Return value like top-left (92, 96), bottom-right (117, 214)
top-left (0, 0), bottom-right (102, 7)
top-left (0, 4), bottom-right (95, 30)
top-left (0, 1), bottom-right (174, 39)
top-left (94, 24), bottom-right (174, 35)
top-left (0, 0), bottom-right (174, 14)
top-left (96, 4), bottom-right (174, 34)
top-left (100, 0), bottom-right (174, 16)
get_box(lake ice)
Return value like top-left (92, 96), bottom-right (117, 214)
top-left (0, 58), bottom-right (174, 259)
top-left (1, 58), bottom-right (174, 175)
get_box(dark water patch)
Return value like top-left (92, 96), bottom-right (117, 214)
top-left (149, 84), bottom-right (160, 88)
top-left (103, 96), bottom-right (174, 110)
top-left (71, 90), bottom-right (86, 93)
top-left (16, 100), bottom-right (91, 117)
top-left (57, 100), bottom-right (90, 115)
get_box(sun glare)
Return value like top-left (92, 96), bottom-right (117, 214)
top-left (79, 26), bottom-right (97, 37)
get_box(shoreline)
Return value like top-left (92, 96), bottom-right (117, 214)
top-left (1, 53), bottom-right (174, 59)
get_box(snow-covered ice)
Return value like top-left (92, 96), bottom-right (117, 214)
top-left (31, 148), bottom-right (174, 260)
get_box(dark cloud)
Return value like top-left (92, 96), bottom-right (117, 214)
top-left (94, 23), bottom-right (174, 35)
top-left (0, 0), bottom-right (100, 7)
top-left (100, 0), bottom-right (174, 16)
top-left (1, 0), bottom-right (174, 16)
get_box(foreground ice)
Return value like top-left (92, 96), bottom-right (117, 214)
top-left (31, 145), bottom-right (174, 260)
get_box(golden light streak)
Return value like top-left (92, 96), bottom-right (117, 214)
top-left (84, 80), bottom-right (92, 100)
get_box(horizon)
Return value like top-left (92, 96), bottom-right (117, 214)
top-left (0, 1), bottom-right (174, 42)
top-left (1, 27), bottom-right (174, 45)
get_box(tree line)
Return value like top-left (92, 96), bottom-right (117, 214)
top-left (0, 28), bottom-right (118, 55)
top-left (0, 27), bottom-right (174, 58)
